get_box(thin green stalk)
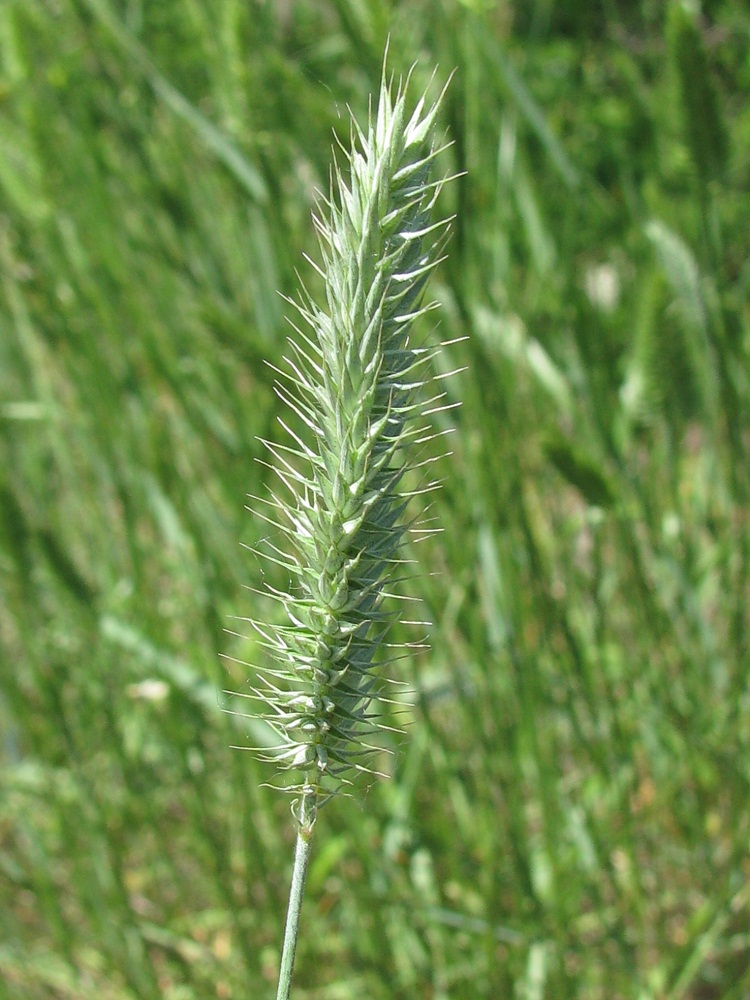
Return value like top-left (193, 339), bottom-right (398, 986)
top-left (276, 789), bottom-right (317, 1000)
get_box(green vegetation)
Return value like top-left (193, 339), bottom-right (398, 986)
top-left (2, 2), bottom-right (749, 998)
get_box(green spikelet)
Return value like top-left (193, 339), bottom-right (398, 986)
top-left (232, 70), bottom-right (452, 818)
top-left (666, 0), bottom-right (728, 186)
top-left (643, 219), bottom-right (719, 430)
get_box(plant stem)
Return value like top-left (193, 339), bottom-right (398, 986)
top-left (276, 790), bottom-right (317, 1000)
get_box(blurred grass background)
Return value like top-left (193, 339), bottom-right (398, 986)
top-left (2, 1), bottom-right (750, 997)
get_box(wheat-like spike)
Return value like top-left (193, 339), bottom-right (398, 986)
top-left (229, 68), bottom-right (452, 825)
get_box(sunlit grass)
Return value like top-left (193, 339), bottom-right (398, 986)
top-left (1, 2), bottom-right (750, 998)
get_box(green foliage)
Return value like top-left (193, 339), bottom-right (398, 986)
top-left (542, 436), bottom-right (614, 509)
top-left (2, 2), bottom-right (750, 999)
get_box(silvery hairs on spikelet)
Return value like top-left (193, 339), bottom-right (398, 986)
top-left (227, 67), bottom-right (457, 830)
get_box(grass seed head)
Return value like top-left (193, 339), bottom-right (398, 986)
top-left (234, 68), bottom-right (452, 812)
